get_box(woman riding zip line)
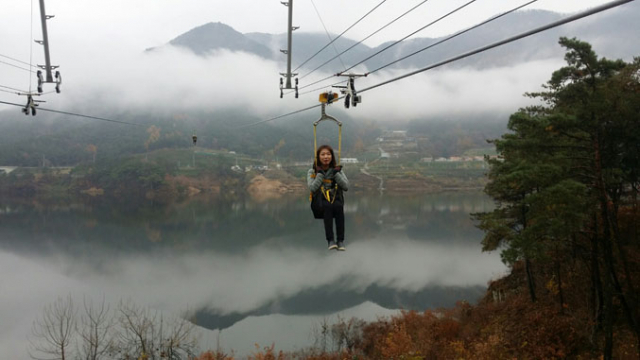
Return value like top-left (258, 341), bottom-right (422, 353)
top-left (307, 145), bottom-right (349, 251)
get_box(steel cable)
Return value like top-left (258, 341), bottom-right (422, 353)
top-left (299, 0), bottom-right (433, 81)
top-left (293, 0), bottom-right (388, 72)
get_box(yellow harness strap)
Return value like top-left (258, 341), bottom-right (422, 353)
top-left (309, 174), bottom-right (338, 204)
top-left (323, 187), bottom-right (337, 204)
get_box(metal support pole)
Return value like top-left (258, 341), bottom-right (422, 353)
top-left (285, 0), bottom-right (293, 89)
top-left (279, 0), bottom-right (298, 95)
top-left (37, 0), bottom-right (54, 82)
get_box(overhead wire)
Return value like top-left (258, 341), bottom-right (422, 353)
top-left (0, 53), bottom-right (37, 68)
top-left (0, 89), bottom-right (20, 95)
top-left (238, 103), bottom-right (323, 128)
top-left (337, 0), bottom-right (478, 76)
top-left (309, 0), bottom-right (347, 71)
top-left (295, 0), bottom-right (534, 96)
top-left (367, 0), bottom-right (539, 75)
top-left (284, 74), bottom-right (334, 96)
top-left (285, 75), bottom-right (344, 96)
top-left (291, 0), bottom-right (476, 96)
top-left (299, 80), bottom-right (345, 96)
top-left (245, 0), bottom-right (635, 127)
top-left (0, 100), bottom-right (144, 126)
top-left (299, 0), bottom-right (432, 81)
top-left (356, 0), bottom-right (635, 94)
top-left (293, 0), bottom-right (388, 73)
top-left (0, 84), bottom-right (29, 93)
top-left (0, 59), bottom-right (36, 73)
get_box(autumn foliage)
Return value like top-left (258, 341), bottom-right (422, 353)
top-left (194, 254), bottom-right (637, 359)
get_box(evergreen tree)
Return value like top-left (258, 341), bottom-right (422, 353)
top-left (476, 38), bottom-right (640, 358)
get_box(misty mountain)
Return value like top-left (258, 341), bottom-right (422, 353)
top-left (245, 32), bottom-right (372, 70)
top-left (154, 7), bottom-right (639, 72)
top-left (147, 22), bottom-right (273, 58)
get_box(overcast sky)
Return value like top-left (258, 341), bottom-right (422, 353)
top-left (0, 0), bottom-right (617, 50)
top-left (0, 0), bottom-right (632, 118)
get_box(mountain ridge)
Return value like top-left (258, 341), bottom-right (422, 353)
top-left (149, 6), bottom-right (640, 71)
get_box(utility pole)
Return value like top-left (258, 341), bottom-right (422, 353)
top-left (279, 0), bottom-right (299, 98)
top-left (35, 0), bottom-right (61, 94)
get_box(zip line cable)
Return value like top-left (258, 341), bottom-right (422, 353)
top-left (294, 0), bottom-right (536, 97)
top-left (309, 0), bottom-right (347, 72)
top-left (245, 0), bottom-right (635, 128)
top-left (0, 84), bottom-right (29, 93)
top-left (238, 103), bottom-right (323, 128)
top-left (284, 77), bottom-right (343, 97)
top-left (299, 0), bottom-right (432, 81)
top-left (290, 0), bottom-right (476, 96)
top-left (293, 0), bottom-right (388, 73)
top-left (357, 0), bottom-right (635, 94)
top-left (283, 0), bottom-right (397, 96)
top-left (284, 74), bottom-right (334, 96)
top-left (338, 0), bottom-right (477, 76)
top-left (0, 53), bottom-right (37, 68)
top-left (367, 0), bottom-right (539, 75)
top-left (0, 60), bottom-right (36, 73)
top-left (0, 89), bottom-right (20, 95)
top-left (300, 80), bottom-right (345, 96)
top-left (0, 100), bottom-right (144, 127)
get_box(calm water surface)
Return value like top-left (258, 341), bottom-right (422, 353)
top-left (0, 191), bottom-right (506, 358)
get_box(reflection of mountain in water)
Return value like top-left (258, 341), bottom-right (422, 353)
top-left (193, 283), bottom-right (485, 331)
top-left (0, 192), bottom-right (499, 332)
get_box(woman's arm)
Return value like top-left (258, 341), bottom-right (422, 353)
top-left (334, 170), bottom-right (349, 191)
top-left (307, 168), bottom-right (324, 192)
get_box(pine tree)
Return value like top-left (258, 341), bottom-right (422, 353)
top-left (476, 38), bottom-right (640, 358)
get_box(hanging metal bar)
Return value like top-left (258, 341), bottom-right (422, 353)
top-left (313, 100), bottom-right (342, 165)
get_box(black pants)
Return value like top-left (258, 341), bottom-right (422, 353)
top-left (322, 198), bottom-right (345, 242)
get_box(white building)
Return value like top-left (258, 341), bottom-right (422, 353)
top-left (0, 167), bottom-right (17, 174)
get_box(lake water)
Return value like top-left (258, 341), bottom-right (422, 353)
top-left (0, 191), bottom-right (506, 358)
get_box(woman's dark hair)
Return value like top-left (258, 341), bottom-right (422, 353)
top-left (316, 145), bottom-right (336, 168)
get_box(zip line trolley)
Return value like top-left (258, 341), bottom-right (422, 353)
top-left (333, 73), bottom-right (366, 109)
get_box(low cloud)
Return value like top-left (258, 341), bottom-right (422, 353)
top-left (1, 237), bottom-right (505, 323)
top-left (3, 36), bottom-right (565, 125)
top-left (52, 46), bottom-right (295, 118)
top-left (348, 59), bottom-right (563, 121)
top-left (1, 239), bottom-right (505, 358)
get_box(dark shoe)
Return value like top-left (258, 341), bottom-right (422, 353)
top-left (328, 241), bottom-right (338, 250)
top-left (337, 242), bottom-right (346, 251)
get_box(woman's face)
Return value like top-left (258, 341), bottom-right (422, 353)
top-left (319, 149), bottom-right (332, 166)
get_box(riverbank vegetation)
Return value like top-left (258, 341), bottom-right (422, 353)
top-left (0, 150), bottom-right (489, 202)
